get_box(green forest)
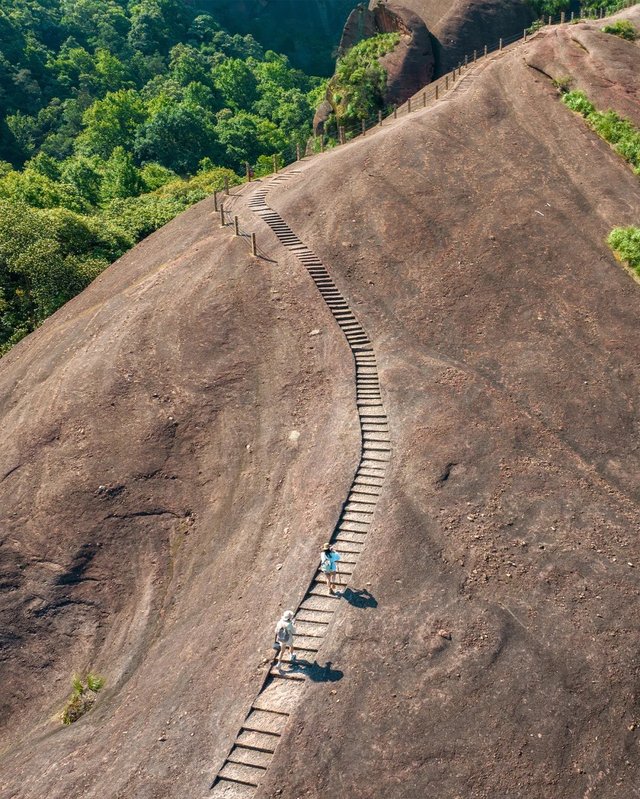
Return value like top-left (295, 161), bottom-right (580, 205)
top-left (0, 0), bottom-right (325, 353)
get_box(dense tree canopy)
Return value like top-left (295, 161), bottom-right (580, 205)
top-left (0, 0), bottom-right (324, 353)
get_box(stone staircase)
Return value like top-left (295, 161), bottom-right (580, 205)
top-left (209, 170), bottom-right (389, 797)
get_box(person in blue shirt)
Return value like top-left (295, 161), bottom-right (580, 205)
top-left (320, 542), bottom-right (341, 595)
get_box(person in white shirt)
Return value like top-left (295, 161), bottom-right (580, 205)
top-left (274, 610), bottom-right (296, 668)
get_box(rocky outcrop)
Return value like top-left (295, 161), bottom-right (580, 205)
top-left (314, 2), bottom-right (435, 133)
top-left (431, 0), bottom-right (536, 75)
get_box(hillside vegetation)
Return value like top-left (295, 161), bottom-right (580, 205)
top-left (0, 0), bottom-right (324, 352)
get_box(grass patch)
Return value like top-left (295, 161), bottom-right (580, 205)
top-left (608, 227), bottom-right (640, 274)
top-left (563, 91), bottom-right (640, 282)
top-left (562, 91), bottom-right (640, 173)
top-left (60, 673), bottom-right (105, 725)
top-left (602, 20), bottom-right (638, 40)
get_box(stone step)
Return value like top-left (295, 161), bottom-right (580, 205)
top-left (335, 529), bottom-right (367, 544)
top-left (338, 518), bottom-right (370, 533)
top-left (228, 745), bottom-right (272, 769)
top-left (362, 448), bottom-right (390, 461)
top-left (293, 634), bottom-right (322, 650)
top-left (362, 432), bottom-right (390, 443)
top-left (344, 501), bottom-right (374, 514)
top-left (236, 729), bottom-right (278, 753)
top-left (295, 608), bottom-right (332, 625)
top-left (210, 778), bottom-right (256, 798)
top-left (309, 578), bottom-right (347, 596)
top-left (294, 620), bottom-right (330, 637)
top-left (342, 510), bottom-right (374, 524)
top-left (268, 665), bottom-right (306, 681)
top-left (218, 761), bottom-right (264, 787)
top-left (347, 492), bottom-right (377, 505)
top-left (350, 482), bottom-right (381, 496)
top-left (354, 474), bottom-right (385, 486)
top-left (244, 709), bottom-right (288, 736)
top-left (362, 441), bottom-right (391, 452)
top-left (332, 539), bottom-right (364, 554)
top-left (359, 464), bottom-right (387, 475)
top-left (253, 676), bottom-right (304, 714)
top-left (299, 595), bottom-right (339, 612)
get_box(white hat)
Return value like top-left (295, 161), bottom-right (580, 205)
top-left (282, 610), bottom-right (294, 621)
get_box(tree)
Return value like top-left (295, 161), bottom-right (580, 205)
top-left (101, 146), bottom-right (142, 200)
top-left (212, 57), bottom-right (258, 110)
top-left (134, 102), bottom-right (217, 174)
top-left (76, 89), bottom-right (146, 158)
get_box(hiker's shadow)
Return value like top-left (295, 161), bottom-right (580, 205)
top-left (340, 587), bottom-right (377, 609)
top-left (289, 659), bottom-right (343, 682)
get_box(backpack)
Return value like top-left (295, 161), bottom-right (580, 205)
top-left (276, 624), bottom-right (289, 643)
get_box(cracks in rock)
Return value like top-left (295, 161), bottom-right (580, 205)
top-left (435, 461), bottom-right (458, 487)
top-left (0, 464), bottom-right (21, 484)
top-left (105, 508), bottom-right (185, 520)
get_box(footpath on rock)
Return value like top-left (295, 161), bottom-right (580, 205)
top-left (1, 8), bottom-right (640, 799)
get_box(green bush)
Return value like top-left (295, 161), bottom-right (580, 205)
top-left (602, 20), bottom-right (638, 40)
top-left (61, 673), bottom-right (105, 726)
top-left (328, 33), bottom-right (400, 127)
top-left (562, 91), bottom-right (640, 173)
top-left (608, 227), bottom-right (640, 273)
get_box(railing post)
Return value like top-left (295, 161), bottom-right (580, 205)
top-left (524, 28), bottom-right (527, 42)
top-left (320, 136), bottom-right (325, 152)
top-left (251, 233), bottom-right (257, 257)
top-left (220, 204), bottom-right (225, 227)
top-left (445, 74), bottom-right (449, 90)
top-left (484, 44), bottom-right (488, 57)
top-left (452, 68), bottom-right (456, 83)
top-left (234, 215), bottom-right (240, 236)
top-left (393, 105), bottom-right (397, 119)
top-left (425, 89), bottom-right (429, 105)
top-left (339, 126), bottom-right (345, 144)
top-left (272, 154), bottom-right (278, 173)
top-left (560, 10), bottom-right (565, 22)
top-left (435, 84), bottom-right (439, 100)
top-left (548, 15), bottom-right (552, 24)
top-left (499, 37), bottom-right (503, 50)
top-left (378, 109), bottom-right (383, 126)
top-left (473, 49), bottom-right (477, 62)
top-left (407, 97), bottom-right (412, 113)
top-left (213, 190), bottom-right (218, 212)
top-left (464, 54), bottom-right (468, 67)
top-left (362, 118), bottom-right (366, 136)
top-left (296, 143), bottom-right (301, 161)
top-left (570, 11), bottom-right (574, 21)
top-left (224, 175), bottom-right (229, 195)
top-left (245, 162), bottom-right (251, 181)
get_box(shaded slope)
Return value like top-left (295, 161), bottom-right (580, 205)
top-left (1, 15), bottom-right (640, 799)
top-left (0, 195), bottom-right (359, 796)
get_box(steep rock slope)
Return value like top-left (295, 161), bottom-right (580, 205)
top-left (321, 0), bottom-right (535, 120)
top-left (246, 18), bottom-right (640, 799)
top-left (2, 13), bottom-right (640, 799)
top-left (0, 197), bottom-right (359, 796)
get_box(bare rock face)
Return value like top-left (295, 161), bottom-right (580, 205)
top-left (375, 3), bottom-right (435, 105)
top-left (432, 0), bottom-right (535, 75)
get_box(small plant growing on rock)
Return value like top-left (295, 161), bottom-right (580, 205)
top-left (602, 20), bottom-right (637, 40)
top-left (608, 227), bottom-right (640, 274)
top-left (553, 75), bottom-right (573, 94)
top-left (61, 672), bottom-right (105, 725)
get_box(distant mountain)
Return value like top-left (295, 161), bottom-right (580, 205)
top-left (197, 0), bottom-right (362, 74)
